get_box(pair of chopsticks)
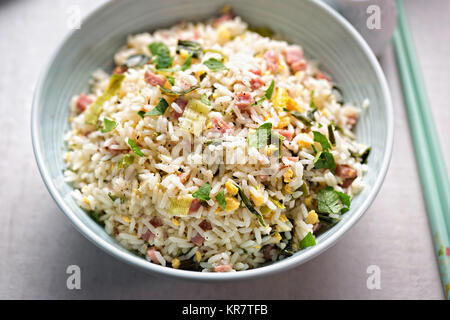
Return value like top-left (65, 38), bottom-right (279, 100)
top-left (393, 0), bottom-right (450, 299)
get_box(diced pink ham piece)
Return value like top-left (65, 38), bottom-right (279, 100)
top-left (214, 263), bottom-right (233, 272)
top-left (313, 223), bottom-right (321, 233)
top-left (188, 198), bottom-right (201, 214)
top-left (249, 68), bottom-right (262, 76)
top-left (191, 232), bottom-right (205, 246)
top-left (263, 50), bottom-right (279, 73)
top-left (113, 66), bottom-right (128, 74)
top-left (250, 77), bottom-right (265, 90)
top-left (141, 229), bottom-right (155, 242)
top-left (150, 217), bottom-right (162, 228)
top-left (347, 114), bottom-right (358, 127)
top-left (287, 156), bottom-right (299, 162)
top-left (172, 97), bottom-right (187, 119)
top-left (146, 247), bottom-right (160, 264)
top-left (179, 170), bottom-right (190, 184)
top-left (284, 47), bottom-right (307, 72)
top-left (335, 164), bottom-right (358, 188)
top-left (263, 244), bottom-right (277, 260)
top-left (144, 70), bottom-right (166, 86)
top-left (212, 117), bottom-right (232, 134)
top-left (316, 71), bottom-right (331, 81)
top-left (76, 93), bottom-right (92, 112)
top-left (199, 220), bottom-right (212, 231)
top-left (278, 130), bottom-right (294, 141)
top-left (235, 92), bottom-right (253, 110)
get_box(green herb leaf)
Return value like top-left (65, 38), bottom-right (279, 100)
top-left (117, 154), bottom-right (135, 169)
top-left (166, 75), bottom-right (175, 86)
top-left (85, 74), bottom-right (125, 125)
top-left (201, 93), bottom-right (211, 106)
top-left (192, 182), bottom-right (211, 201)
top-left (216, 190), bottom-right (226, 210)
top-left (101, 118), bottom-right (117, 133)
top-left (149, 42), bottom-right (173, 69)
top-left (310, 90), bottom-right (317, 109)
top-left (252, 80), bottom-right (275, 106)
top-left (124, 54), bottom-right (150, 68)
top-left (204, 139), bottom-right (222, 146)
top-left (137, 110), bottom-right (145, 118)
top-left (314, 151), bottom-right (336, 172)
top-left (108, 192), bottom-right (125, 204)
top-left (177, 40), bottom-right (203, 58)
top-left (289, 110), bottom-right (313, 127)
top-left (159, 85), bottom-right (199, 97)
top-left (237, 188), bottom-right (266, 226)
top-left (144, 98), bottom-right (169, 116)
top-left (248, 25), bottom-right (274, 37)
top-left (299, 232), bottom-right (316, 249)
top-left (361, 147), bottom-right (371, 164)
top-left (299, 182), bottom-right (309, 197)
top-left (247, 122), bottom-right (272, 149)
top-left (328, 124), bottom-right (336, 146)
top-left (203, 58), bottom-right (227, 71)
top-left (127, 138), bottom-right (144, 157)
top-left (317, 186), bottom-right (350, 215)
top-left (181, 53), bottom-right (193, 71)
top-left (313, 131), bottom-right (331, 151)
top-left (88, 211), bottom-right (103, 226)
top-left (265, 80), bottom-right (275, 99)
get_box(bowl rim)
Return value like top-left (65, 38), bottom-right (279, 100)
top-left (31, 0), bottom-right (394, 282)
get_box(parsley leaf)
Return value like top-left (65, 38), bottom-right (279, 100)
top-left (288, 110), bottom-right (313, 127)
top-left (192, 182), bottom-right (211, 201)
top-left (166, 75), bottom-right (175, 86)
top-left (265, 80), bottom-right (275, 99)
top-left (149, 42), bottom-right (173, 69)
top-left (299, 232), bottom-right (316, 249)
top-left (314, 151), bottom-right (336, 172)
top-left (101, 118), bottom-right (116, 133)
top-left (203, 58), bottom-right (227, 71)
top-left (181, 53), bottom-right (193, 71)
top-left (247, 122), bottom-right (272, 149)
top-left (317, 187), bottom-right (350, 215)
top-left (252, 80), bottom-right (275, 106)
top-left (127, 138), bottom-right (144, 157)
top-left (143, 98), bottom-right (169, 116)
top-left (216, 190), bottom-right (226, 210)
top-left (313, 131), bottom-right (331, 151)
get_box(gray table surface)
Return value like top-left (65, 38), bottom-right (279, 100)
top-left (0, 0), bottom-right (448, 299)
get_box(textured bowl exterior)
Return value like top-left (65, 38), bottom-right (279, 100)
top-left (32, 0), bottom-right (393, 281)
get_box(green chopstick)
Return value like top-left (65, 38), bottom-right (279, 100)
top-left (393, 0), bottom-right (450, 299)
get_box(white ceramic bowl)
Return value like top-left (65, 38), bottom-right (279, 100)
top-left (32, 0), bottom-right (393, 281)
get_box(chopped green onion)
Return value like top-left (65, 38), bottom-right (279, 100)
top-left (181, 53), bottom-right (193, 71)
top-left (168, 195), bottom-right (193, 216)
top-left (177, 40), bottom-right (203, 58)
top-left (117, 154), bottom-right (135, 169)
top-left (327, 124), bottom-right (336, 146)
top-left (201, 93), bottom-right (211, 106)
top-left (85, 74), bottom-right (125, 125)
top-left (160, 85), bottom-right (199, 96)
top-left (123, 54), bottom-right (150, 68)
top-left (237, 188), bottom-right (266, 226)
top-left (142, 98), bottom-right (169, 116)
